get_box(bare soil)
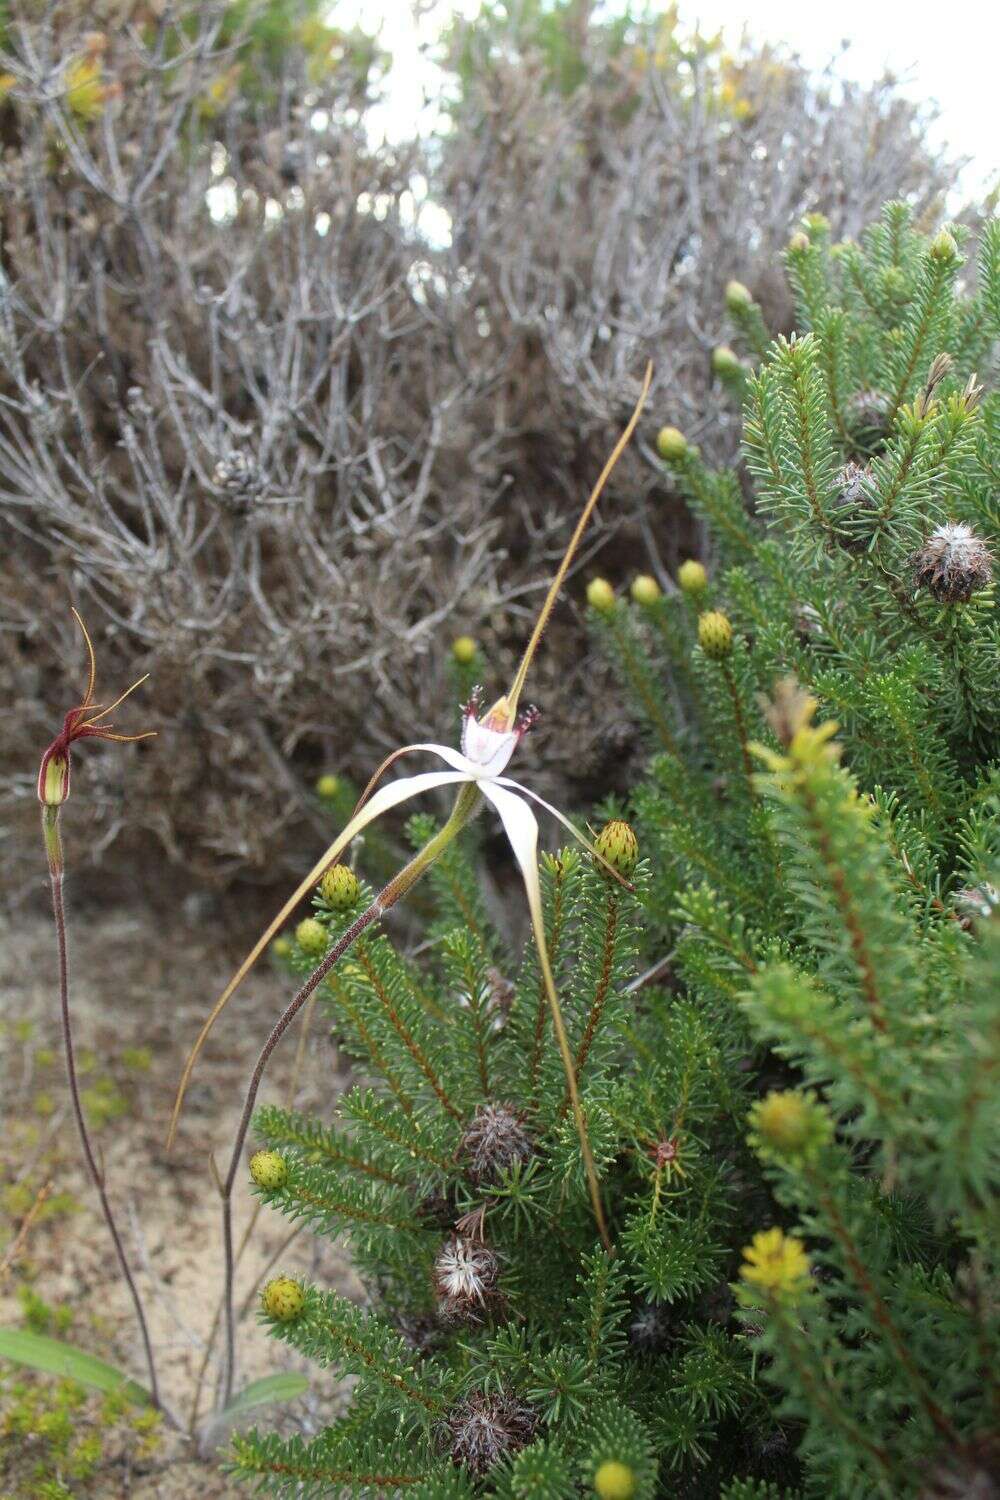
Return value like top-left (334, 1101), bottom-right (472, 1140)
top-left (0, 902), bottom-right (361, 1496)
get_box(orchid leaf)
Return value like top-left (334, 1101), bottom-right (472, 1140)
top-left (0, 1327), bottom-right (153, 1405)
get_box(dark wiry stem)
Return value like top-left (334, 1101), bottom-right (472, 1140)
top-left (44, 808), bottom-right (170, 1423)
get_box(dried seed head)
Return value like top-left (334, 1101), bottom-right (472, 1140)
top-left (830, 461), bottom-right (878, 551)
top-left (913, 523), bottom-right (992, 604)
top-left (460, 1103), bottom-right (534, 1184)
top-left (261, 1276), bottom-right (305, 1322)
top-left (953, 884), bottom-right (999, 931)
top-left (433, 1235), bottom-right (502, 1325)
top-left (249, 1150), bottom-right (288, 1190)
top-left (320, 863), bottom-right (361, 911)
top-left (212, 451), bottom-right (264, 507)
top-left (628, 1299), bottom-right (670, 1353)
top-left (444, 1389), bottom-right (538, 1476)
top-left (698, 610), bottom-right (733, 660)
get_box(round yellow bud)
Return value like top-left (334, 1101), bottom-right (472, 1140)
top-left (802, 211), bottom-right (829, 237)
top-left (698, 610), bottom-right (733, 660)
top-left (677, 559), bottom-right (708, 596)
top-left (656, 425), bottom-right (688, 462)
top-left (249, 1150), bottom-right (288, 1190)
top-left (630, 574), bottom-right (661, 606)
top-left (711, 345), bottom-right (741, 377)
top-left (452, 635), bottom-right (477, 665)
top-left (754, 1093), bottom-right (811, 1151)
top-left (724, 279), bottom-right (752, 312)
top-left (930, 229), bottom-right (957, 262)
top-left (261, 1276), bottom-right (305, 1322)
top-left (594, 1462), bottom-right (636, 1500)
top-left (594, 819), bottom-right (639, 877)
top-left (315, 774), bottom-right (340, 799)
top-left (320, 864), bottom-right (360, 911)
top-left (271, 937), bottom-right (292, 959)
top-left (295, 917), bottom-right (328, 956)
top-left (586, 577), bottom-right (616, 613)
top-left (787, 231), bottom-right (810, 254)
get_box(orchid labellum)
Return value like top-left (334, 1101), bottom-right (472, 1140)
top-left (170, 365), bottom-right (652, 1287)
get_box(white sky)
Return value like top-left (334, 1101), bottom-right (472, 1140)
top-left (331, 0), bottom-right (998, 199)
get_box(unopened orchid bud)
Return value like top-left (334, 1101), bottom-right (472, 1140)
top-left (698, 610), bottom-right (733, 660)
top-left (595, 819), bottom-right (639, 877)
top-left (315, 773), bottom-right (340, 798)
top-left (656, 425), bottom-right (688, 462)
top-left (38, 750), bottom-right (70, 808)
top-left (261, 1276), bottom-right (305, 1321)
top-left (295, 917), bottom-right (327, 955)
top-left (250, 1150), bottom-right (288, 1190)
top-left (724, 279), bottom-right (752, 312)
top-left (630, 574), bottom-right (661, 606)
top-left (586, 577), bottom-right (616, 613)
top-left (320, 864), bottom-right (360, 911)
top-left (677, 559), bottom-right (708, 597)
top-left (452, 635), bottom-right (477, 664)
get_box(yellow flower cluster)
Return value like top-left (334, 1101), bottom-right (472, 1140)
top-left (739, 1227), bottom-right (811, 1303)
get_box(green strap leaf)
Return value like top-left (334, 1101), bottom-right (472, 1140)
top-left (0, 1327), bottom-right (153, 1405)
top-left (220, 1371), bottom-right (310, 1418)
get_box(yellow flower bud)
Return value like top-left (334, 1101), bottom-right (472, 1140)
top-left (630, 574), bottom-right (661, 606)
top-left (320, 864), bottom-right (360, 911)
top-left (711, 345), bottom-right (741, 377)
top-left (586, 577), bottom-right (616, 613)
top-left (739, 1227), bottom-right (811, 1303)
top-left (249, 1150), bottom-right (288, 1190)
top-left (272, 937), bottom-right (292, 959)
top-left (656, 425), bottom-right (688, 462)
top-left (315, 774), bottom-right (340, 798)
top-left (594, 819), bottom-right (639, 877)
top-left (677, 559), bottom-right (707, 596)
top-left (452, 635), bottom-right (478, 665)
top-left (594, 1462), bottom-right (636, 1500)
top-left (750, 1091), bottom-right (830, 1159)
top-left (261, 1276), bottom-right (305, 1322)
top-left (698, 610), bottom-right (733, 660)
top-left (787, 231), bottom-right (810, 254)
top-left (295, 917), bottom-right (327, 955)
top-left (724, 279), bottom-right (752, 312)
top-left (930, 229), bottom-right (958, 262)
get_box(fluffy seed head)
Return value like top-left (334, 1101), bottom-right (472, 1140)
top-left (460, 1103), bottom-right (534, 1184)
top-left (249, 1150), bottom-right (288, 1190)
top-left (913, 523), bottom-right (992, 604)
top-left (586, 577), bottom-right (616, 613)
top-left (724, 279), bottom-right (752, 312)
top-left (711, 345), bottom-right (741, 377)
top-left (630, 574), bottom-right (661, 606)
top-left (677, 559), bottom-right (708, 596)
top-left (261, 1276), bottom-right (305, 1322)
top-left (320, 864), bottom-right (361, 911)
top-left (295, 917), bottom-right (327, 955)
top-left (452, 635), bottom-right (477, 665)
top-left (656, 425), bottom-right (688, 462)
top-left (433, 1235), bottom-right (502, 1324)
top-left (698, 610), bottom-right (733, 660)
top-left (444, 1389), bottom-right (538, 1476)
top-left (594, 1462), bottom-right (637, 1500)
top-left (315, 773), bottom-right (340, 798)
top-left (595, 819), bottom-right (639, 877)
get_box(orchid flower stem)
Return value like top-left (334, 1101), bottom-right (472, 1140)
top-left (42, 808), bottom-right (172, 1426)
top-left (217, 807), bottom-right (471, 1409)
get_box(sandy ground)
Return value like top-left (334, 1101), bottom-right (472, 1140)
top-left (0, 903), bottom-right (362, 1496)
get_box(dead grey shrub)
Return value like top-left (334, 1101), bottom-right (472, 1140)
top-left (0, 1), bottom-right (959, 899)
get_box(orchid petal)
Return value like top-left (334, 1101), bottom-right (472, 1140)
top-left (495, 778), bottom-right (633, 890)
top-left (167, 768), bottom-right (469, 1149)
top-left (355, 743), bottom-right (478, 809)
top-left (478, 782), bottom-right (610, 1248)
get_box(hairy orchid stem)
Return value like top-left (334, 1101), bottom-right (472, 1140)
top-left (43, 809), bottom-right (171, 1425)
top-left (217, 806), bottom-right (472, 1408)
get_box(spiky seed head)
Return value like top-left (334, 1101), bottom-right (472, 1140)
top-left (630, 574), bottom-right (661, 606)
top-left (586, 577), bottom-right (616, 613)
top-left (711, 345), bottom-right (741, 377)
top-left (295, 917), bottom-right (327, 955)
top-left (452, 635), bottom-right (477, 664)
top-left (930, 228), bottom-right (958, 262)
top-left (656, 425), bottom-right (688, 462)
top-left (261, 1276), bottom-right (305, 1322)
top-left (460, 1103), bottom-right (534, 1184)
top-left (677, 559), bottom-right (708, 596)
top-left (315, 773), bottom-right (340, 798)
top-left (594, 1462), bottom-right (637, 1500)
top-left (913, 523), bottom-right (992, 604)
top-left (594, 819), bottom-right (639, 877)
top-left (250, 1150), bottom-right (288, 1190)
top-left (831, 461), bottom-right (878, 551)
top-left (320, 863), bottom-right (361, 911)
top-left (787, 230), bottom-right (810, 253)
top-left (433, 1235), bottom-right (502, 1323)
top-left (271, 936), bottom-right (292, 958)
top-left (724, 279), bottom-right (752, 312)
top-left (445, 1390), bottom-right (538, 1476)
top-left (698, 610), bottom-right (733, 660)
